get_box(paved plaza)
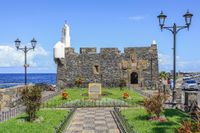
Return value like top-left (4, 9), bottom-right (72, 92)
top-left (65, 108), bottom-right (120, 133)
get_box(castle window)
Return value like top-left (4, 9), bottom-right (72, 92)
top-left (93, 65), bottom-right (100, 74)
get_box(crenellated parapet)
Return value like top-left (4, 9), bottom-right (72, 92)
top-left (80, 48), bottom-right (96, 54)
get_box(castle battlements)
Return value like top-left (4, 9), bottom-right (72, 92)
top-left (63, 44), bottom-right (156, 56)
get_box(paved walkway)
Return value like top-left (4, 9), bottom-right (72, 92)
top-left (65, 108), bottom-right (120, 133)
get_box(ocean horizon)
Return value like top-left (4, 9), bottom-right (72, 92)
top-left (0, 73), bottom-right (56, 89)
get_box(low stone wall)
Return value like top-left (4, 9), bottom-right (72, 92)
top-left (0, 84), bottom-right (57, 109)
top-left (181, 90), bottom-right (200, 108)
top-left (0, 85), bottom-right (27, 109)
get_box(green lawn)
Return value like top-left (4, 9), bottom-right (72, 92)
top-left (102, 87), bottom-right (144, 105)
top-left (0, 109), bottom-right (68, 133)
top-left (121, 108), bottom-right (189, 133)
top-left (45, 88), bottom-right (144, 107)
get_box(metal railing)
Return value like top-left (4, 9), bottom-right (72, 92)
top-left (0, 105), bottom-right (25, 123)
top-left (54, 108), bottom-right (76, 133)
top-left (113, 107), bottom-right (138, 133)
top-left (0, 90), bottom-right (61, 123)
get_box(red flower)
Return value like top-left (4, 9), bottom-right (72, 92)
top-left (123, 92), bottom-right (129, 99)
top-left (62, 91), bottom-right (68, 99)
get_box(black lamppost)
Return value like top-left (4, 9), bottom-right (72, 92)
top-left (15, 38), bottom-right (37, 85)
top-left (157, 10), bottom-right (193, 104)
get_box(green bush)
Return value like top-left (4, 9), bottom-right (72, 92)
top-left (21, 86), bottom-right (42, 122)
top-left (144, 92), bottom-right (166, 117)
top-left (119, 79), bottom-right (126, 90)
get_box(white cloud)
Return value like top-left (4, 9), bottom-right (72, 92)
top-left (158, 53), bottom-right (171, 65)
top-left (0, 44), bottom-right (48, 67)
top-left (158, 53), bottom-right (200, 72)
top-left (128, 16), bottom-right (144, 21)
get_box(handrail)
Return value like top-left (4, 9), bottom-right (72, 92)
top-left (113, 107), bottom-right (138, 133)
top-left (54, 107), bottom-right (76, 133)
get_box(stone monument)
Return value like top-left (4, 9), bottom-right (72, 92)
top-left (88, 83), bottom-right (101, 100)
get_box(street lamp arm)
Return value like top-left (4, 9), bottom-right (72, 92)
top-left (26, 47), bottom-right (34, 52)
top-left (176, 26), bottom-right (188, 33)
top-left (17, 48), bottom-right (26, 52)
top-left (162, 26), bottom-right (174, 34)
top-left (17, 47), bottom-right (34, 52)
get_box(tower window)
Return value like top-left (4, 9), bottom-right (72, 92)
top-left (93, 65), bottom-right (100, 74)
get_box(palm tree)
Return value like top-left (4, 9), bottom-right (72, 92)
top-left (159, 71), bottom-right (168, 80)
top-left (159, 71), bottom-right (169, 94)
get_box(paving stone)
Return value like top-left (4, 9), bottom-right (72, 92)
top-left (109, 129), bottom-right (120, 133)
top-left (64, 108), bottom-right (120, 133)
top-left (107, 123), bottom-right (118, 129)
top-left (94, 120), bottom-right (106, 124)
top-left (82, 130), bottom-right (95, 133)
top-left (95, 130), bottom-right (108, 133)
top-left (95, 126), bottom-right (108, 130)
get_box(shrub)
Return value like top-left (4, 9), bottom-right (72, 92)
top-left (75, 77), bottom-right (84, 88)
top-left (143, 92), bottom-right (166, 118)
top-left (119, 79), bottom-right (126, 90)
top-left (21, 86), bottom-right (42, 122)
top-left (177, 120), bottom-right (193, 133)
top-left (177, 115), bottom-right (200, 133)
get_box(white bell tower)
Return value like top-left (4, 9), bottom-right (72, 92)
top-left (61, 23), bottom-right (71, 48)
top-left (54, 22), bottom-right (71, 59)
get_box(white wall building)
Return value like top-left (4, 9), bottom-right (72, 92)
top-left (54, 23), bottom-right (71, 59)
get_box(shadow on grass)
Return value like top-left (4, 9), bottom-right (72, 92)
top-left (102, 91), bottom-right (113, 96)
top-left (164, 109), bottom-right (189, 122)
top-left (81, 93), bottom-right (88, 96)
top-left (164, 109), bottom-right (185, 117)
top-left (16, 116), bottom-right (30, 122)
top-left (135, 114), bottom-right (149, 120)
top-left (152, 126), bottom-right (174, 133)
top-left (150, 119), bottom-right (177, 133)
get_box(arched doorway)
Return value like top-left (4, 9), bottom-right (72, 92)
top-left (130, 72), bottom-right (138, 84)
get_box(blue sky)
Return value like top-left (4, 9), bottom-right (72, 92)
top-left (0, 0), bottom-right (200, 73)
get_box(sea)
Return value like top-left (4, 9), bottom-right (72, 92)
top-left (0, 73), bottom-right (56, 89)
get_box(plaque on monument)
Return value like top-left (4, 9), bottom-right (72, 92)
top-left (88, 83), bottom-right (101, 100)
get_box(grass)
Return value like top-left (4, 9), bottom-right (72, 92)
top-left (121, 108), bottom-right (189, 133)
top-left (44, 87), bottom-right (144, 107)
top-left (102, 87), bottom-right (143, 105)
top-left (0, 109), bottom-right (69, 133)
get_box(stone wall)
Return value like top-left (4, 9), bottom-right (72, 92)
top-left (56, 44), bottom-right (159, 89)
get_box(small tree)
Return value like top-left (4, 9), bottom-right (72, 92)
top-left (21, 86), bottom-right (42, 122)
top-left (119, 79), bottom-right (126, 90)
top-left (144, 92), bottom-right (166, 118)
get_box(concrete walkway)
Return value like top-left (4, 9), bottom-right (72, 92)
top-left (65, 108), bottom-right (120, 133)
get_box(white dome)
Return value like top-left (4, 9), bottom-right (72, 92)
top-left (54, 41), bottom-right (65, 58)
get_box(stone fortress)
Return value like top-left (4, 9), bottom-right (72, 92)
top-left (54, 24), bottom-right (159, 89)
